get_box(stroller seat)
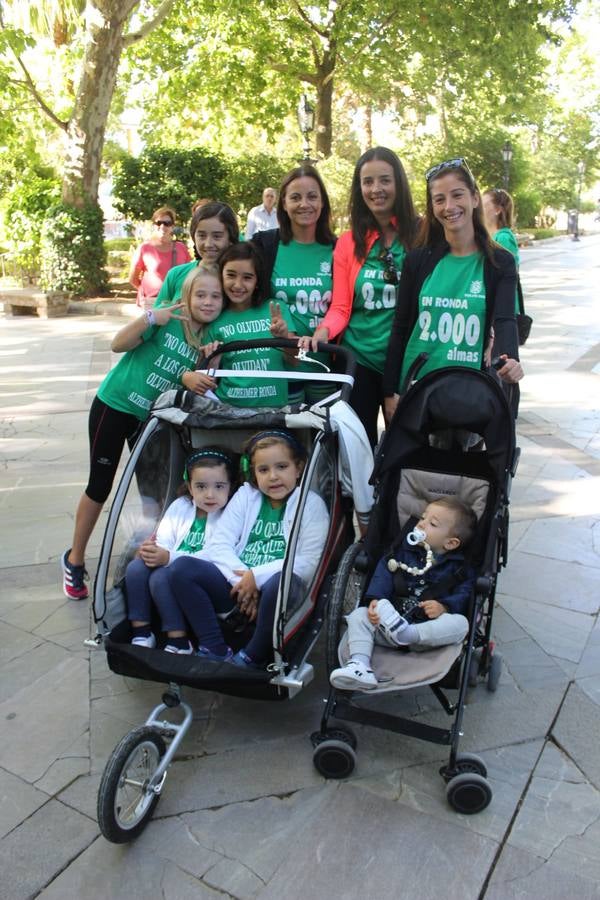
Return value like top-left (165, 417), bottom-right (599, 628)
top-left (337, 630), bottom-right (462, 693)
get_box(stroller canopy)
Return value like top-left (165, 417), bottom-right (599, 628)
top-left (374, 368), bottom-right (516, 485)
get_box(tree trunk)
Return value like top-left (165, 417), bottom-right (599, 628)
top-left (315, 48), bottom-right (335, 159)
top-left (61, 1), bottom-right (137, 206)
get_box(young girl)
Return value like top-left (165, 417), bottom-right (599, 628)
top-left (167, 430), bottom-right (329, 667)
top-left (189, 242), bottom-right (297, 408)
top-left (61, 265), bottom-right (223, 601)
top-left (126, 448), bottom-right (236, 653)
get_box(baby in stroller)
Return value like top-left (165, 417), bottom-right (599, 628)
top-left (330, 497), bottom-right (476, 691)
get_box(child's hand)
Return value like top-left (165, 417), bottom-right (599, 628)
top-left (182, 370), bottom-right (217, 395)
top-left (231, 569), bottom-right (259, 612)
top-left (367, 598), bottom-right (381, 625)
top-left (419, 600), bottom-right (448, 619)
top-left (269, 302), bottom-right (289, 339)
top-left (200, 340), bottom-right (221, 361)
top-left (154, 302), bottom-right (187, 325)
top-left (139, 541), bottom-right (169, 568)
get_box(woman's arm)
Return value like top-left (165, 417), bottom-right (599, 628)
top-left (111, 303), bottom-right (185, 353)
top-left (382, 254), bottom-right (417, 398)
top-left (128, 245), bottom-right (144, 290)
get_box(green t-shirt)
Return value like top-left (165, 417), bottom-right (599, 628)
top-left (154, 261), bottom-right (199, 307)
top-left (400, 252), bottom-right (486, 386)
top-left (205, 301), bottom-right (295, 407)
top-left (240, 496), bottom-right (286, 568)
top-left (493, 228), bottom-right (520, 314)
top-left (176, 514), bottom-right (207, 553)
top-left (97, 318), bottom-right (199, 420)
top-left (341, 239), bottom-right (406, 374)
top-left (272, 240), bottom-right (333, 336)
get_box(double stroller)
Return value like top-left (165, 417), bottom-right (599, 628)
top-left (312, 366), bottom-right (519, 815)
top-left (92, 340), bottom-right (367, 842)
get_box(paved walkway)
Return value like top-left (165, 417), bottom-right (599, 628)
top-left (1, 235), bottom-right (599, 899)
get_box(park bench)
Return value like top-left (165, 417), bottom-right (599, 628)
top-left (0, 288), bottom-right (69, 318)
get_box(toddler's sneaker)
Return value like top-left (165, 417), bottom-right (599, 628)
top-left (376, 598), bottom-right (409, 644)
top-left (61, 549), bottom-right (89, 600)
top-left (196, 645), bottom-right (233, 662)
top-left (231, 649), bottom-right (263, 670)
top-left (330, 658), bottom-right (377, 691)
top-left (131, 633), bottom-right (156, 649)
top-left (164, 640), bottom-right (194, 655)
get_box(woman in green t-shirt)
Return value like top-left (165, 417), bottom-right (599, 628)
top-left (299, 148), bottom-right (418, 446)
top-left (252, 165), bottom-right (336, 401)
top-left (383, 159), bottom-right (523, 423)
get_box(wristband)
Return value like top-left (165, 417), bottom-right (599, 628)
top-left (144, 309), bottom-right (156, 327)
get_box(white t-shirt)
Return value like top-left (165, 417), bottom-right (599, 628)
top-left (245, 204), bottom-right (278, 238)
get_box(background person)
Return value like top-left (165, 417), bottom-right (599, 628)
top-left (245, 187), bottom-right (278, 239)
top-left (128, 206), bottom-right (191, 309)
top-left (383, 158), bottom-right (522, 423)
top-left (300, 147), bottom-right (418, 445)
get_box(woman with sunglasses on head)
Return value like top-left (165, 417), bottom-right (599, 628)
top-left (252, 165), bottom-right (336, 403)
top-left (299, 147), bottom-right (418, 446)
top-left (383, 158), bottom-right (523, 423)
top-left (128, 206), bottom-right (191, 309)
top-left (153, 201), bottom-right (239, 307)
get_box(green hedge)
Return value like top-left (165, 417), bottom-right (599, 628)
top-left (40, 202), bottom-right (108, 295)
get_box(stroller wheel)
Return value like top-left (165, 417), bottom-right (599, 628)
top-left (97, 727), bottom-right (167, 843)
top-left (313, 739), bottom-right (356, 779)
top-left (448, 753), bottom-right (488, 778)
top-left (311, 726), bottom-right (357, 751)
top-left (446, 772), bottom-right (492, 814)
top-left (467, 649), bottom-right (482, 687)
top-left (487, 653), bottom-right (502, 692)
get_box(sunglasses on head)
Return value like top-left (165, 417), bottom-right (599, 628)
top-left (154, 219), bottom-right (173, 227)
top-left (378, 247), bottom-right (399, 284)
top-left (425, 157), bottom-right (475, 187)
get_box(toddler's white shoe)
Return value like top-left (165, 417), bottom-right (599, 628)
top-left (330, 658), bottom-right (378, 691)
top-left (164, 641), bottom-right (194, 655)
top-left (376, 598), bottom-right (408, 644)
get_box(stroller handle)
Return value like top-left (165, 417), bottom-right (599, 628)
top-left (202, 338), bottom-right (355, 374)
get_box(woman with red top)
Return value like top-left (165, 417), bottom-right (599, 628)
top-left (299, 147), bottom-right (418, 446)
top-left (128, 206), bottom-right (191, 309)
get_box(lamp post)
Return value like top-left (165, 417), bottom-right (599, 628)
top-left (296, 93), bottom-right (315, 162)
top-left (573, 160), bottom-right (585, 242)
top-left (502, 140), bottom-right (513, 190)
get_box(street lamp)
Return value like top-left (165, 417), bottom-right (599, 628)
top-left (573, 160), bottom-right (585, 242)
top-left (297, 94), bottom-right (315, 162)
top-left (502, 140), bottom-right (513, 190)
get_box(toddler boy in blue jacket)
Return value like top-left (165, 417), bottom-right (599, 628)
top-left (330, 497), bottom-right (477, 691)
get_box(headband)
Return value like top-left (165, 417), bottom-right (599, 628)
top-left (184, 449), bottom-right (233, 481)
top-left (241, 430), bottom-right (306, 475)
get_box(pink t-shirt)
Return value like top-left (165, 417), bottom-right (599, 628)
top-left (131, 241), bottom-right (191, 307)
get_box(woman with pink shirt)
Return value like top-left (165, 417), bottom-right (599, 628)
top-left (128, 206), bottom-right (191, 309)
top-left (299, 148), bottom-right (417, 446)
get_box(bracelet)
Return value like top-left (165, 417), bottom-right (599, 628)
top-left (144, 309), bottom-right (156, 327)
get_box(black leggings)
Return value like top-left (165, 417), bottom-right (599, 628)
top-left (86, 396), bottom-right (141, 503)
top-left (349, 362), bottom-right (386, 448)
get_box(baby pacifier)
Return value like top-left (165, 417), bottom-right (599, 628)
top-left (406, 526), bottom-right (426, 546)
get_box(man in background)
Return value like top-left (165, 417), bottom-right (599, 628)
top-left (245, 187), bottom-right (278, 238)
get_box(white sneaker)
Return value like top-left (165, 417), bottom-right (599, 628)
top-left (376, 599), bottom-right (408, 644)
top-left (131, 633), bottom-right (156, 649)
top-left (330, 659), bottom-right (378, 691)
top-left (164, 641), bottom-right (194, 655)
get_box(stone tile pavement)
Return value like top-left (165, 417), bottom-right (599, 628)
top-left (1, 235), bottom-right (599, 899)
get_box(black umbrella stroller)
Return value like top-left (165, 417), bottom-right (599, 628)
top-left (91, 340), bottom-right (371, 842)
top-left (311, 366), bottom-right (520, 814)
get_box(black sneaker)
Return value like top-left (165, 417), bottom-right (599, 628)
top-left (61, 549), bottom-right (89, 600)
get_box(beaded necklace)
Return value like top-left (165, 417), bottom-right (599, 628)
top-left (387, 527), bottom-right (434, 577)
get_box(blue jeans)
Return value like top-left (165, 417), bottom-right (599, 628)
top-left (168, 557), bottom-right (283, 662)
top-left (125, 557), bottom-right (187, 633)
